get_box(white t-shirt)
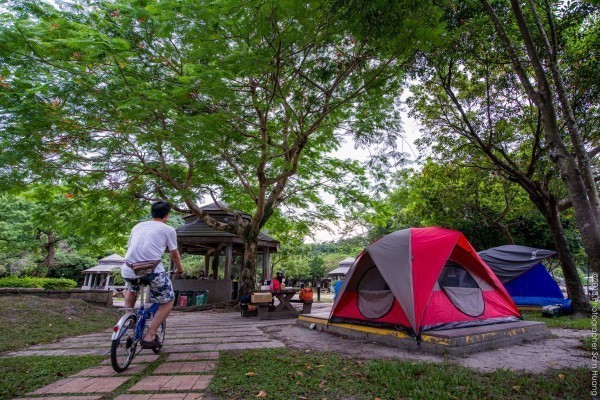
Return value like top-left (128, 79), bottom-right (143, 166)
top-left (121, 221), bottom-right (178, 279)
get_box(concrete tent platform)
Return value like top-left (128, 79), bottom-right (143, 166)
top-left (297, 312), bottom-right (550, 356)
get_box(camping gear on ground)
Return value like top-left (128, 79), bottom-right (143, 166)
top-left (300, 287), bottom-right (314, 301)
top-left (478, 245), bottom-right (572, 312)
top-left (251, 292), bottom-right (273, 303)
top-left (330, 227), bottom-right (521, 337)
top-left (542, 304), bottom-right (569, 317)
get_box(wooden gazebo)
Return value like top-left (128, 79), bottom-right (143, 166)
top-left (172, 203), bottom-right (279, 304)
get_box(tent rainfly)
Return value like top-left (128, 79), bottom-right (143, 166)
top-left (330, 227), bottom-right (521, 337)
top-left (478, 245), bottom-right (571, 311)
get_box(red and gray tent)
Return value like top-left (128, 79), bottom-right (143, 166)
top-left (329, 227), bottom-right (521, 336)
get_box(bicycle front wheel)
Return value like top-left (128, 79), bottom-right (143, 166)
top-left (152, 321), bottom-right (166, 354)
top-left (111, 314), bottom-right (137, 372)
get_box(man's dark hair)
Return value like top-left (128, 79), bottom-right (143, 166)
top-left (151, 201), bottom-right (171, 219)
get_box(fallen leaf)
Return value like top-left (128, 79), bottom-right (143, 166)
top-left (316, 364), bottom-right (325, 368)
top-left (246, 372), bottom-right (256, 377)
top-left (512, 386), bottom-right (521, 391)
top-left (548, 361), bottom-right (557, 366)
top-left (256, 390), bottom-right (267, 398)
top-left (319, 379), bottom-right (327, 389)
top-left (296, 371), bottom-right (304, 376)
top-left (559, 374), bottom-right (565, 379)
top-left (375, 398), bottom-right (382, 400)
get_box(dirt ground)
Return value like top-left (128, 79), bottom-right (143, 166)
top-left (261, 303), bottom-right (591, 373)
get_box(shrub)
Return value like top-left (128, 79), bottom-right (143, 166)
top-left (0, 276), bottom-right (77, 290)
top-left (41, 278), bottom-right (77, 290)
top-left (0, 276), bottom-right (42, 288)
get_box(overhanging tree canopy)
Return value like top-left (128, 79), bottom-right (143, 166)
top-left (0, 0), bottom-right (443, 294)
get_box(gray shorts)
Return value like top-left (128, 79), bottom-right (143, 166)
top-left (124, 272), bottom-right (175, 304)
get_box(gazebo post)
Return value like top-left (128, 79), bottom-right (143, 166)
top-left (204, 253), bottom-right (210, 277)
top-left (262, 248), bottom-right (271, 281)
top-left (211, 248), bottom-right (220, 279)
top-left (104, 273), bottom-right (110, 290)
top-left (224, 244), bottom-right (233, 281)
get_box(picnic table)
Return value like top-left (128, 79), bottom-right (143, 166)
top-left (250, 288), bottom-right (312, 320)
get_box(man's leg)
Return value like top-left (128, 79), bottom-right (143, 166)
top-left (143, 272), bottom-right (175, 343)
top-left (143, 300), bottom-right (174, 342)
top-left (124, 288), bottom-right (138, 309)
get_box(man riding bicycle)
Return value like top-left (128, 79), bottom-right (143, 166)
top-left (121, 200), bottom-right (183, 349)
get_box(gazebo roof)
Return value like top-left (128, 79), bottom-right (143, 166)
top-left (327, 265), bottom-right (351, 276)
top-left (338, 257), bottom-right (355, 267)
top-left (177, 203), bottom-right (279, 254)
top-left (83, 253), bottom-right (125, 274)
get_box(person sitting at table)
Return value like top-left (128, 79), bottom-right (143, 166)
top-left (270, 274), bottom-right (281, 291)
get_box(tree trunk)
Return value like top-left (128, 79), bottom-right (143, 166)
top-left (542, 202), bottom-right (591, 315)
top-left (39, 231), bottom-right (57, 271)
top-left (539, 107), bottom-right (600, 277)
top-left (240, 239), bottom-right (259, 296)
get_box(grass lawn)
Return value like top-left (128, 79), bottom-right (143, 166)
top-left (522, 312), bottom-right (591, 329)
top-left (0, 355), bottom-right (103, 400)
top-left (0, 295), bottom-right (117, 353)
top-left (208, 349), bottom-right (590, 400)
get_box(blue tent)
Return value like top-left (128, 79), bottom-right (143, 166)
top-left (479, 245), bottom-right (571, 312)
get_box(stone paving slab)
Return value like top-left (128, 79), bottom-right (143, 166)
top-left (73, 364), bottom-right (147, 377)
top-left (167, 334), bottom-right (265, 342)
top-left (167, 352), bottom-right (219, 361)
top-left (6, 348), bottom-right (108, 357)
top-left (128, 375), bottom-right (213, 391)
top-left (165, 341), bottom-right (283, 353)
top-left (115, 394), bottom-right (203, 400)
top-left (30, 377), bottom-right (129, 394)
top-left (154, 361), bottom-right (215, 374)
top-left (28, 341), bottom-right (110, 350)
top-left (101, 354), bottom-right (160, 365)
top-left (15, 397), bottom-right (103, 400)
top-left (166, 336), bottom-right (268, 345)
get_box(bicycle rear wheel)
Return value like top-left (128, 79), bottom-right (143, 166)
top-left (152, 321), bottom-right (166, 354)
top-left (111, 314), bottom-right (137, 372)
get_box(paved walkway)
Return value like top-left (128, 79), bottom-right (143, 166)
top-left (10, 310), bottom-right (290, 400)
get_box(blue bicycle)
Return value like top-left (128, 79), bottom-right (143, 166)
top-left (110, 285), bottom-right (166, 372)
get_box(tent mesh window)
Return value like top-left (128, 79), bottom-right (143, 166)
top-left (356, 266), bottom-right (394, 319)
top-left (438, 261), bottom-right (485, 317)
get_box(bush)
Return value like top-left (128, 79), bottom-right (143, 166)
top-left (41, 278), bottom-right (77, 290)
top-left (0, 276), bottom-right (77, 290)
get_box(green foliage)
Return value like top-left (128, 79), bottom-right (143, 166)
top-left (0, 355), bottom-right (104, 400)
top-left (41, 278), bottom-right (78, 290)
top-left (368, 162), bottom-right (562, 251)
top-left (0, 0), bottom-right (445, 296)
top-left (0, 276), bottom-right (77, 290)
top-left (111, 267), bottom-right (125, 286)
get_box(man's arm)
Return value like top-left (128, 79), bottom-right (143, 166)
top-left (170, 249), bottom-right (184, 275)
